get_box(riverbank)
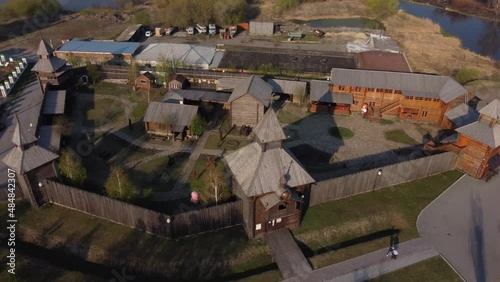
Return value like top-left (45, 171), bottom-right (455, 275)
top-left (384, 10), bottom-right (498, 77)
top-left (405, 0), bottom-right (500, 22)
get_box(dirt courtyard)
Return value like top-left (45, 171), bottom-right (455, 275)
top-left (282, 109), bottom-right (440, 178)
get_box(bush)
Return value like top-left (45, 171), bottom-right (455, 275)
top-left (191, 114), bottom-right (207, 136)
top-left (454, 68), bottom-right (481, 84)
top-left (132, 10), bottom-right (151, 26)
top-left (58, 149), bottom-right (87, 187)
top-left (363, 0), bottom-right (399, 20)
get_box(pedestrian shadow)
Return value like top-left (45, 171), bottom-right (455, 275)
top-left (295, 228), bottom-right (400, 258)
top-left (469, 191), bottom-right (487, 282)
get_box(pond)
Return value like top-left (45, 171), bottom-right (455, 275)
top-left (304, 18), bottom-right (384, 30)
top-left (399, 1), bottom-right (500, 60)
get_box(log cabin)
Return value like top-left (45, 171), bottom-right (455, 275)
top-left (168, 74), bottom-right (189, 90)
top-left (143, 102), bottom-right (198, 140)
top-left (227, 75), bottom-right (273, 127)
top-left (1, 114), bottom-right (59, 207)
top-left (322, 68), bottom-right (468, 124)
top-left (32, 39), bottom-right (71, 90)
top-left (440, 103), bottom-right (479, 129)
top-left (310, 80), bottom-right (353, 115)
top-left (224, 109), bottom-right (315, 239)
top-left (454, 99), bottom-right (500, 180)
top-left (135, 71), bottom-right (156, 91)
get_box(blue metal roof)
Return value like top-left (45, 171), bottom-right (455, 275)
top-left (57, 40), bottom-right (140, 55)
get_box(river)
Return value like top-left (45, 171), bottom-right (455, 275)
top-left (0, 0), bottom-right (125, 11)
top-left (399, 1), bottom-right (499, 60)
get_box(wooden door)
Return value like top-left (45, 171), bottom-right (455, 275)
top-left (456, 142), bottom-right (487, 178)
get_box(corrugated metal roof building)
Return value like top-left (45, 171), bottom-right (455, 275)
top-left (54, 39), bottom-right (140, 64)
top-left (135, 43), bottom-right (221, 69)
top-left (249, 21), bottom-right (274, 35)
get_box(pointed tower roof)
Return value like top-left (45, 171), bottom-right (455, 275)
top-left (479, 99), bottom-right (500, 120)
top-left (37, 39), bottom-right (54, 56)
top-left (12, 113), bottom-right (38, 147)
top-left (253, 109), bottom-right (286, 143)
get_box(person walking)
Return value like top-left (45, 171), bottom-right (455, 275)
top-left (391, 248), bottom-right (399, 259)
top-left (386, 246), bottom-right (394, 257)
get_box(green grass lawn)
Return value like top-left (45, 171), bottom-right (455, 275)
top-left (204, 133), bottom-right (252, 151)
top-left (81, 134), bottom-right (157, 189)
top-left (277, 103), bottom-right (311, 125)
top-left (384, 129), bottom-right (418, 145)
top-left (82, 98), bottom-right (126, 127)
top-left (379, 118), bottom-right (395, 125)
top-left (0, 203), bottom-right (272, 281)
top-left (293, 170), bottom-right (463, 269)
top-left (464, 79), bottom-right (500, 93)
top-left (328, 127), bottom-right (354, 140)
top-left (368, 256), bottom-right (462, 282)
top-left (128, 153), bottom-right (189, 192)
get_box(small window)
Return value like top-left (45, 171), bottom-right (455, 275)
top-left (384, 89), bottom-right (392, 94)
top-left (369, 101), bottom-right (376, 106)
top-left (406, 96), bottom-right (413, 100)
top-left (278, 204), bottom-right (286, 210)
top-left (338, 85), bottom-right (346, 91)
top-left (394, 90), bottom-right (403, 94)
top-left (255, 223), bottom-right (261, 230)
top-left (367, 88), bottom-right (375, 92)
top-left (376, 88), bottom-right (384, 93)
top-left (140, 80), bottom-right (147, 84)
top-left (353, 100), bottom-right (359, 105)
top-left (422, 111), bottom-right (428, 117)
top-left (354, 87), bottom-right (362, 92)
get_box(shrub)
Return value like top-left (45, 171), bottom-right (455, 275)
top-left (191, 114), bottom-right (207, 136)
top-left (105, 167), bottom-right (139, 202)
top-left (132, 10), bottom-right (151, 26)
top-left (454, 68), bottom-right (481, 84)
top-left (363, 0), bottom-right (399, 20)
top-left (58, 149), bottom-right (87, 187)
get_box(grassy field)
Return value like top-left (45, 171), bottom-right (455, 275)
top-left (82, 98), bottom-right (126, 127)
top-left (465, 79), bottom-right (500, 96)
top-left (384, 129), bottom-right (418, 145)
top-left (277, 103), bottom-right (312, 125)
top-left (0, 203), bottom-right (272, 281)
top-left (368, 256), bottom-right (462, 282)
top-left (204, 133), bottom-right (252, 151)
top-left (128, 153), bottom-right (189, 192)
top-left (328, 126), bottom-right (354, 140)
top-left (81, 134), bottom-right (157, 189)
top-left (293, 170), bottom-right (463, 268)
top-left (379, 118), bottom-right (395, 125)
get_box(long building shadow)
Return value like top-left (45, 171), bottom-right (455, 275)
top-left (469, 191), bottom-right (487, 282)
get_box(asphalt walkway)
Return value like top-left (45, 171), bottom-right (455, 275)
top-left (283, 238), bottom-right (437, 282)
top-left (417, 174), bottom-right (500, 282)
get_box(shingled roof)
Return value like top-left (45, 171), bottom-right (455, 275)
top-left (456, 121), bottom-right (500, 148)
top-left (330, 68), bottom-right (467, 103)
top-left (253, 109), bottom-right (286, 143)
top-left (479, 99), bottom-right (500, 120)
top-left (224, 109), bottom-right (314, 197)
top-left (32, 56), bottom-right (67, 73)
top-left (228, 75), bottom-right (273, 106)
top-left (225, 143), bottom-right (315, 197)
top-left (37, 39), bottom-right (54, 56)
top-left (12, 114), bottom-right (37, 147)
top-left (144, 102), bottom-right (198, 132)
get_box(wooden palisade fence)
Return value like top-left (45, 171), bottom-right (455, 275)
top-left (40, 180), bottom-right (243, 239)
top-left (309, 151), bottom-right (458, 206)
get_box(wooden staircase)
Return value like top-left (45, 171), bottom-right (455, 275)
top-left (380, 100), bottom-right (401, 115)
top-left (368, 100), bottom-right (401, 122)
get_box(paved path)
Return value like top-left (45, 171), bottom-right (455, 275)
top-left (417, 174), bottom-right (500, 282)
top-left (266, 229), bottom-right (313, 279)
top-left (283, 238), bottom-right (438, 282)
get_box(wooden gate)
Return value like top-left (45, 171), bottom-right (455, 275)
top-left (456, 141), bottom-right (487, 178)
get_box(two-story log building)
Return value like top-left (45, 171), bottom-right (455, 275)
top-left (311, 68), bottom-right (468, 124)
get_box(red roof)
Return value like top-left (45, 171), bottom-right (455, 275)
top-left (358, 51), bottom-right (412, 73)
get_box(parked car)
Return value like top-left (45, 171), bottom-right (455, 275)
top-left (165, 26), bottom-right (176, 35)
top-left (196, 24), bottom-right (207, 34)
top-left (186, 26), bottom-right (194, 35)
top-left (313, 29), bottom-right (325, 38)
top-left (209, 24), bottom-right (217, 35)
top-left (145, 30), bottom-right (152, 37)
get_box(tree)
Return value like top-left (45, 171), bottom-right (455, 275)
top-left (132, 10), bottom-right (151, 26)
top-left (58, 149), bottom-right (87, 186)
top-left (191, 114), bottom-right (207, 137)
top-left (105, 166), bottom-right (138, 201)
top-left (128, 61), bottom-right (140, 84)
top-left (85, 62), bottom-right (100, 84)
top-left (363, 0), bottom-right (399, 20)
top-left (198, 163), bottom-right (231, 205)
top-left (156, 54), bottom-right (173, 86)
top-left (53, 115), bottom-right (73, 135)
